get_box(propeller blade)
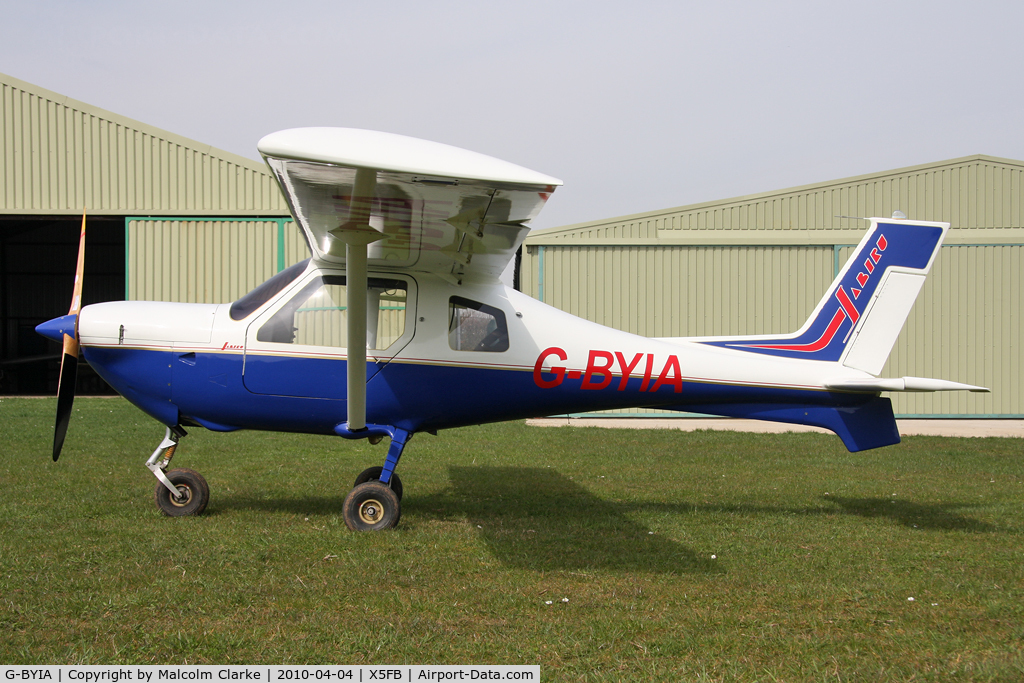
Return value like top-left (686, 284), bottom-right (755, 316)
top-left (68, 210), bottom-right (87, 317)
top-left (52, 209), bottom-right (87, 462)
top-left (53, 334), bottom-right (79, 461)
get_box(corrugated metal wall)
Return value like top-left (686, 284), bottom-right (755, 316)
top-left (1, 72), bottom-right (289, 216)
top-left (539, 155), bottom-right (1024, 238)
top-left (522, 245), bottom-right (834, 337)
top-left (1, 73), bottom-right (301, 394)
top-left (881, 245), bottom-right (1022, 416)
top-left (127, 219), bottom-right (307, 303)
top-left (283, 221), bottom-right (311, 268)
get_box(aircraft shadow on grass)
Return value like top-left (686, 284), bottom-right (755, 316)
top-left (216, 466), bottom-right (716, 574)
top-left (631, 496), bottom-right (999, 534)
top-left (422, 466), bottom-right (716, 574)
top-left (217, 466), bottom-right (1000, 572)
top-left (820, 496), bottom-right (998, 533)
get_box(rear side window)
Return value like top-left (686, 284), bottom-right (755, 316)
top-left (229, 259), bottom-right (310, 320)
top-left (448, 297), bottom-right (508, 352)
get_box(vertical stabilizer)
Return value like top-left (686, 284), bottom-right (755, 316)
top-left (698, 218), bottom-right (947, 374)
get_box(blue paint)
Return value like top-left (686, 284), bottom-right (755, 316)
top-left (35, 314), bottom-right (77, 343)
top-left (79, 345), bottom-right (880, 447)
top-left (664, 397), bottom-right (900, 452)
top-left (335, 423), bottom-right (398, 441)
top-left (700, 222), bottom-right (943, 361)
top-left (82, 345), bottom-right (177, 426)
top-left (380, 428), bottom-right (411, 485)
top-left (244, 353), bottom-right (385, 399)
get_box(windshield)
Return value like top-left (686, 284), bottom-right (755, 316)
top-left (229, 259), bottom-right (310, 321)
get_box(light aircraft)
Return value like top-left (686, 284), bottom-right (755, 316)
top-left (36, 127), bottom-right (988, 530)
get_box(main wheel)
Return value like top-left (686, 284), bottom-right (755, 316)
top-left (353, 466), bottom-right (404, 500)
top-left (155, 468), bottom-right (210, 517)
top-left (343, 481), bottom-right (401, 531)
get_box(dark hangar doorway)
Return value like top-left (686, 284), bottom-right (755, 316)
top-left (0, 215), bottom-right (125, 395)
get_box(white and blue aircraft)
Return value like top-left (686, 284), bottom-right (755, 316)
top-left (36, 128), bottom-right (988, 530)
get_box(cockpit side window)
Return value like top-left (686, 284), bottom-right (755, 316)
top-left (230, 258), bottom-right (310, 320)
top-left (448, 296), bottom-right (509, 352)
top-left (256, 275), bottom-right (408, 350)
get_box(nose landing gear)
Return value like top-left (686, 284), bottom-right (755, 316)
top-left (146, 426), bottom-right (210, 517)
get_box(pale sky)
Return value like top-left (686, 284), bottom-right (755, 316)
top-left (3, 0), bottom-right (1023, 230)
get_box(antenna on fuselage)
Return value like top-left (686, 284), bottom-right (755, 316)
top-left (328, 168), bottom-right (386, 431)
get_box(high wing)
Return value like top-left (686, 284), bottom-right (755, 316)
top-left (258, 127), bottom-right (562, 284)
top-left (259, 127), bottom-right (561, 432)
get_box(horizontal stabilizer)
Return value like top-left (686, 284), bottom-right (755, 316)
top-left (825, 377), bottom-right (990, 393)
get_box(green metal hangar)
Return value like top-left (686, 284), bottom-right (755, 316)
top-left (3, 71), bottom-right (1021, 418)
top-left (522, 158), bottom-right (1024, 418)
top-left (0, 71), bottom-right (298, 394)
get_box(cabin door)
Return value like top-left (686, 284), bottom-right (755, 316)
top-left (242, 271), bottom-right (415, 400)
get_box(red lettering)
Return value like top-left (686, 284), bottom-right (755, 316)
top-left (863, 258), bottom-right (874, 274)
top-left (650, 355), bottom-right (683, 393)
top-left (856, 272), bottom-right (869, 287)
top-left (836, 286), bottom-right (860, 324)
top-left (581, 350), bottom-right (614, 390)
top-left (615, 352), bottom-right (644, 391)
top-left (876, 234), bottom-right (888, 251)
top-left (870, 248), bottom-right (882, 263)
top-left (640, 354), bottom-right (655, 391)
top-left (533, 347), bottom-right (567, 388)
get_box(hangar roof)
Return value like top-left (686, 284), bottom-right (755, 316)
top-left (0, 71), bottom-right (289, 216)
top-left (527, 154), bottom-right (1024, 246)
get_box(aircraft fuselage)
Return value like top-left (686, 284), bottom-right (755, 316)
top-left (76, 260), bottom-right (873, 440)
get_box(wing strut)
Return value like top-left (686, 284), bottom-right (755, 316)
top-left (331, 168), bottom-right (385, 431)
top-left (346, 240), bottom-right (368, 430)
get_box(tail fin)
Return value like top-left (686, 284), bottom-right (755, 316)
top-left (701, 217), bottom-right (947, 373)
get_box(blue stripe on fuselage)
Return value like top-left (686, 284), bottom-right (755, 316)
top-left (82, 346), bottom-right (873, 435)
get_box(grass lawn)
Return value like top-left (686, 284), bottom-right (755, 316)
top-left (1, 397), bottom-right (1022, 681)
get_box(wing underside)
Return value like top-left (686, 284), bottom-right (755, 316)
top-left (260, 129), bottom-right (561, 283)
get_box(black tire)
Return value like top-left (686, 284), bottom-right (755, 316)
top-left (155, 468), bottom-right (210, 517)
top-left (353, 466), bottom-right (404, 501)
top-left (343, 481), bottom-right (401, 531)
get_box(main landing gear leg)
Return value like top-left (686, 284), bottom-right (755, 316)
top-left (146, 425), bottom-right (209, 517)
top-left (343, 428), bottom-right (412, 531)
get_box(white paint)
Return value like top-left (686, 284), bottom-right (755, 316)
top-left (80, 301), bottom-right (218, 345)
top-left (258, 128), bottom-right (562, 187)
top-left (842, 271), bottom-right (926, 375)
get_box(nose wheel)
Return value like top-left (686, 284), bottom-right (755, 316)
top-left (155, 468), bottom-right (210, 516)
